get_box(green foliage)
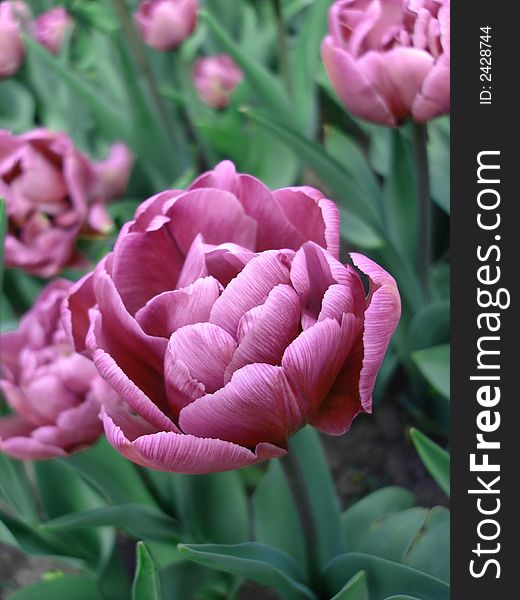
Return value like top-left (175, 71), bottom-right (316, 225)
top-left (132, 542), bottom-right (163, 600)
top-left (410, 429), bottom-right (450, 496)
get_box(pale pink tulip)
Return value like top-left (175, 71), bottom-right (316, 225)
top-left (193, 55), bottom-right (243, 109)
top-left (33, 6), bottom-right (72, 55)
top-left (134, 0), bottom-right (198, 51)
top-left (0, 1), bottom-right (29, 78)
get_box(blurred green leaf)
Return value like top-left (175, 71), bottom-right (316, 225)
top-left (324, 553), bottom-right (449, 600)
top-left (132, 542), bottom-right (163, 600)
top-left (428, 117), bottom-right (450, 214)
top-left (331, 570), bottom-right (369, 600)
top-left (342, 487), bottom-right (415, 552)
top-left (407, 301), bottom-right (450, 351)
top-left (411, 345), bottom-right (450, 399)
top-left (0, 80), bottom-right (35, 132)
top-left (253, 461), bottom-right (306, 567)
top-left (179, 542), bottom-right (315, 600)
top-left (409, 429), bottom-right (450, 497)
top-left (0, 453), bottom-right (38, 522)
top-left (186, 471), bottom-right (249, 544)
top-left (7, 574), bottom-right (103, 600)
top-left (384, 596), bottom-right (421, 600)
top-left (43, 504), bottom-right (180, 544)
top-left (290, 428), bottom-right (344, 569)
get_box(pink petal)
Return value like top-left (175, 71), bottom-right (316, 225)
top-left (0, 436), bottom-right (67, 460)
top-left (350, 252), bottom-right (401, 411)
top-left (210, 250), bottom-right (293, 336)
top-left (135, 276), bottom-right (221, 338)
top-left (62, 270), bottom-right (97, 354)
top-left (179, 363), bottom-right (303, 447)
top-left (225, 284), bottom-right (300, 381)
top-left (103, 408), bottom-right (285, 474)
top-left (412, 52), bottom-right (450, 122)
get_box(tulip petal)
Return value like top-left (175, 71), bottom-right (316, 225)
top-left (210, 250), bottom-right (292, 336)
top-left (412, 52), bottom-right (450, 122)
top-left (350, 252), bottom-right (401, 411)
top-left (135, 276), bottom-right (222, 338)
top-left (103, 407), bottom-right (285, 474)
top-left (225, 284), bottom-right (300, 381)
top-left (180, 363), bottom-right (303, 447)
top-left (0, 436), bottom-right (67, 460)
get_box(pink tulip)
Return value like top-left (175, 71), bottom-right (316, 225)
top-left (193, 55), bottom-right (243, 109)
top-left (1, 129), bottom-right (132, 277)
top-left (134, 0), bottom-right (198, 52)
top-left (0, 1), bottom-right (29, 78)
top-left (64, 161), bottom-right (400, 473)
top-left (33, 6), bottom-right (72, 55)
top-left (321, 0), bottom-right (450, 125)
top-left (0, 280), bottom-right (118, 460)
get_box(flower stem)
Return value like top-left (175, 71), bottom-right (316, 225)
top-left (412, 121), bottom-right (432, 299)
top-left (280, 444), bottom-right (321, 592)
top-left (272, 0), bottom-right (292, 96)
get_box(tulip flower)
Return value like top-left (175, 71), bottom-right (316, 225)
top-left (134, 0), bottom-right (198, 51)
top-left (321, 0), bottom-right (450, 125)
top-left (1, 129), bottom-right (132, 277)
top-left (64, 161), bottom-right (400, 473)
top-left (193, 55), bottom-right (243, 109)
top-left (0, 280), bottom-right (118, 460)
top-left (33, 6), bottom-right (72, 55)
top-left (0, 1), bottom-right (29, 79)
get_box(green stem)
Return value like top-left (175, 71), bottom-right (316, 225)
top-left (412, 122), bottom-right (432, 299)
top-left (272, 0), bottom-right (292, 96)
top-left (280, 445), bottom-right (322, 594)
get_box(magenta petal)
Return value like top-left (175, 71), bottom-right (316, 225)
top-left (225, 284), bottom-right (300, 381)
top-left (350, 252), bottom-right (401, 411)
top-left (0, 436), bottom-right (67, 460)
top-left (166, 188), bottom-right (257, 254)
top-left (103, 408), bottom-right (285, 473)
top-left (412, 52), bottom-right (450, 122)
top-left (210, 250), bottom-right (293, 336)
top-left (62, 269), bottom-right (96, 354)
top-left (321, 37), bottom-right (396, 126)
top-left (0, 414), bottom-right (34, 440)
top-left (165, 323), bottom-right (237, 413)
top-left (135, 277), bottom-right (222, 338)
top-left (180, 363), bottom-right (303, 447)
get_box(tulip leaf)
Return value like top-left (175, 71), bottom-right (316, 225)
top-left (43, 504), bottom-right (180, 544)
top-left (0, 453), bottom-right (38, 522)
top-left (179, 542), bottom-right (315, 600)
top-left (132, 542), bottom-right (163, 600)
top-left (6, 574), bottom-right (103, 600)
top-left (409, 429), bottom-right (450, 497)
top-left (186, 471), bottom-right (249, 544)
top-left (200, 11), bottom-right (291, 123)
top-left (324, 553), bottom-right (450, 600)
top-left (384, 596), bottom-right (421, 600)
top-left (253, 461), bottom-right (306, 568)
top-left (63, 438), bottom-right (158, 507)
top-left (160, 555), bottom-right (229, 599)
top-left (330, 570), bottom-right (369, 600)
top-left (428, 117), bottom-right (450, 214)
top-left (0, 80), bottom-right (35, 133)
top-left (289, 427), bottom-right (344, 568)
top-left (407, 300), bottom-right (450, 351)
top-left (411, 344), bottom-right (450, 399)
top-left (339, 208), bottom-right (384, 250)
top-left (243, 108), bottom-right (383, 231)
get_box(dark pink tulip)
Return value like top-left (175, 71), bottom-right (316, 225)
top-left (193, 55), bottom-right (243, 109)
top-left (322, 0), bottom-right (450, 125)
top-left (1, 129), bottom-right (132, 277)
top-left (64, 161), bottom-right (400, 473)
top-left (134, 0), bottom-right (198, 52)
top-left (0, 280), bottom-right (118, 460)
top-left (33, 6), bottom-right (72, 55)
top-left (0, 1), bottom-right (29, 78)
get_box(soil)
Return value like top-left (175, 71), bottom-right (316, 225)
top-left (0, 402), bottom-right (447, 598)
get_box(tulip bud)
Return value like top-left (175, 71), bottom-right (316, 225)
top-left (321, 0), bottom-right (450, 125)
top-left (34, 6), bottom-right (72, 55)
top-left (193, 55), bottom-right (243, 109)
top-left (134, 0), bottom-right (198, 52)
top-left (0, 1), bottom-right (29, 78)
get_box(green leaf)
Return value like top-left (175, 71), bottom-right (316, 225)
top-left (0, 199), bottom-right (7, 289)
top-left (289, 427), bottom-right (344, 568)
top-left (407, 301), bottom-right (450, 351)
top-left (132, 542), bottom-right (163, 600)
top-left (0, 453), bottom-right (38, 522)
top-left (324, 553), bottom-right (449, 600)
top-left (384, 596), bottom-right (421, 600)
top-left (409, 429), bottom-right (450, 497)
top-left (0, 80), bottom-right (35, 132)
top-left (428, 117), bottom-right (450, 214)
top-left (63, 438), bottom-right (158, 507)
top-left (7, 574), bottom-right (103, 600)
top-left (253, 461), bottom-right (306, 567)
top-left (200, 11), bottom-right (291, 123)
top-left (339, 208), bottom-right (384, 250)
top-left (411, 345), bottom-right (450, 399)
top-left (179, 542), bottom-right (315, 600)
top-left (43, 504), bottom-right (180, 544)
top-left (331, 570), bottom-right (369, 600)
top-left (342, 487), bottom-right (415, 552)
top-left (403, 507), bottom-right (450, 583)
top-left (186, 471), bottom-right (249, 544)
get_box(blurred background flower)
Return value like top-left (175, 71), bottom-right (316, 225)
top-left (33, 6), bottom-right (72, 55)
top-left (0, 1), bottom-right (29, 79)
top-left (134, 0), bottom-right (198, 51)
top-left (192, 54), bottom-right (243, 109)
